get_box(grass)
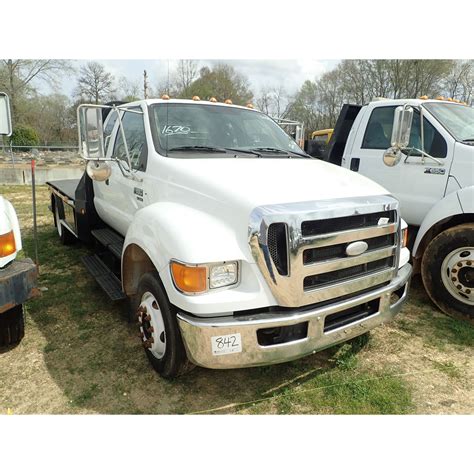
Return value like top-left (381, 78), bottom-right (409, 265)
top-left (0, 184), bottom-right (472, 415)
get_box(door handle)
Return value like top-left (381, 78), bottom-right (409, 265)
top-left (350, 158), bottom-right (360, 171)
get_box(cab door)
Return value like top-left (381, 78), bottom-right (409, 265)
top-left (93, 106), bottom-right (149, 236)
top-left (349, 104), bottom-right (453, 226)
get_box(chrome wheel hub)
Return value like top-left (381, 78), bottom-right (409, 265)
top-left (441, 247), bottom-right (474, 305)
top-left (137, 291), bottom-right (167, 359)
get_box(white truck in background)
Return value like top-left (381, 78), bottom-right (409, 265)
top-left (47, 97), bottom-right (411, 378)
top-left (325, 98), bottom-right (473, 321)
top-left (0, 92), bottom-right (38, 346)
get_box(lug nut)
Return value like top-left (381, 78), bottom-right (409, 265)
top-left (456, 284), bottom-right (462, 290)
top-left (457, 262), bottom-right (463, 267)
top-left (452, 268), bottom-right (457, 273)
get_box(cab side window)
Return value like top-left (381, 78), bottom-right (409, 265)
top-left (362, 106), bottom-right (447, 158)
top-left (113, 109), bottom-right (147, 171)
top-left (104, 111), bottom-right (118, 154)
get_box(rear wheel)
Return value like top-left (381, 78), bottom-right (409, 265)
top-left (421, 224), bottom-right (474, 321)
top-left (132, 272), bottom-right (194, 378)
top-left (0, 305), bottom-right (25, 347)
top-left (54, 198), bottom-right (75, 245)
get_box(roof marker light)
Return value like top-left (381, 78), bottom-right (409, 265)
top-left (192, 96), bottom-right (200, 101)
top-left (209, 97), bottom-right (217, 102)
top-left (224, 99), bottom-right (233, 104)
top-left (161, 94), bottom-right (170, 100)
top-left (419, 95), bottom-right (428, 100)
top-left (246, 103), bottom-right (254, 109)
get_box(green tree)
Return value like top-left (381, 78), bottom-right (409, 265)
top-left (185, 64), bottom-right (253, 104)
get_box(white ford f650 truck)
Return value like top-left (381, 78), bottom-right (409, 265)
top-left (0, 92), bottom-right (38, 346)
top-left (325, 98), bottom-right (473, 321)
top-left (47, 98), bottom-right (411, 378)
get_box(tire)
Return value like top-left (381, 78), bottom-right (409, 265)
top-left (421, 224), bottom-right (474, 322)
top-left (0, 305), bottom-right (25, 347)
top-left (54, 198), bottom-right (75, 245)
top-left (132, 272), bottom-right (194, 378)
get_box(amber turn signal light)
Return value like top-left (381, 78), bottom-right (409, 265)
top-left (171, 261), bottom-right (207, 293)
top-left (0, 230), bottom-right (16, 258)
top-left (401, 228), bottom-right (408, 248)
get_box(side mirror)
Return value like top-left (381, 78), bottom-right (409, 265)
top-left (86, 160), bottom-right (112, 181)
top-left (391, 105), bottom-right (413, 149)
top-left (77, 105), bottom-right (105, 159)
top-left (0, 92), bottom-right (12, 137)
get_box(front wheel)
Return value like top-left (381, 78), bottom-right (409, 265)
top-left (132, 272), bottom-right (194, 378)
top-left (421, 224), bottom-right (474, 322)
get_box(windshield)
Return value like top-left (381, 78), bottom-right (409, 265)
top-left (151, 103), bottom-right (305, 157)
top-left (423, 102), bottom-right (474, 142)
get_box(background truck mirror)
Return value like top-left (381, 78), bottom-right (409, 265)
top-left (0, 92), bottom-right (12, 137)
top-left (391, 105), bottom-right (413, 149)
top-left (383, 147), bottom-right (402, 167)
top-left (78, 105), bottom-right (106, 160)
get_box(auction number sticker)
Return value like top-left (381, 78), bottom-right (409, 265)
top-left (211, 333), bottom-right (242, 356)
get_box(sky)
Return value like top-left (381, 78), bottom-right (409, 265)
top-left (48, 59), bottom-right (340, 99)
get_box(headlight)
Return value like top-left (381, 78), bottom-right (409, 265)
top-left (209, 262), bottom-right (238, 289)
top-left (170, 260), bottom-right (238, 294)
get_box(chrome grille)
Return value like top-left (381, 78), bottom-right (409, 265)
top-left (249, 195), bottom-right (400, 307)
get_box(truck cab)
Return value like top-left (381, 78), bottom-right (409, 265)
top-left (330, 98), bottom-right (474, 320)
top-left (47, 97), bottom-right (412, 378)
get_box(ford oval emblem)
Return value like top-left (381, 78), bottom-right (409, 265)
top-left (346, 241), bottom-right (368, 257)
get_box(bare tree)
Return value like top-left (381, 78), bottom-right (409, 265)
top-left (117, 76), bottom-right (141, 102)
top-left (76, 61), bottom-right (115, 104)
top-left (176, 60), bottom-right (198, 96)
top-left (0, 59), bottom-right (72, 122)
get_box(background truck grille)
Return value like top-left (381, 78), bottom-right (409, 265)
top-left (249, 196), bottom-right (400, 307)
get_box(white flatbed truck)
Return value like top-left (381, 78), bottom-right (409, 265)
top-left (47, 97), bottom-right (412, 377)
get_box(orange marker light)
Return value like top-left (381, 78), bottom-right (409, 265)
top-left (246, 103), bottom-right (254, 109)
top-left (161, 94), bottom-right (170, 100)
top-left (209, 97), bottom-right (217, 102)
top-left (171, 262), bottom-right (207, 293)
top-left (224, 99), bottom-right (233, 104)
top-left (0, 230), bottom-right (16, 258)
top-left (402, 228), bottom-right (408, 248)
top-left (192, 96), bottom-right (200, 101)
top-left (419, 95), bottom-right (428, 100)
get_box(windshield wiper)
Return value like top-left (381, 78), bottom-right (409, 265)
top-left (250, 147), bottom-right (311, 158)
top-left (168, 145), bottom-right (227, 153)
top-left (222, 147), bottom-right (262, 157)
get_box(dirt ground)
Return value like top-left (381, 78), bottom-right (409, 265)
top-left (0, 185), bottom-right (472, 414)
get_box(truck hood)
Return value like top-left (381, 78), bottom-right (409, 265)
top-left (161, 157), bottom-right (390, 212)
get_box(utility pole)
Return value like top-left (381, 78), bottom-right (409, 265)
top-left (143, 70), bottom-right (149, 99)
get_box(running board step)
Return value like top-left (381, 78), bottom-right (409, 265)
top-left (81, 254), bottom-right (126, 301)
top-left (91, 228), bottom-right (124, 260)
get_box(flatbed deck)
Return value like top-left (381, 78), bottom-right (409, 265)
top-left (46, 178), bottom-right (80, 201)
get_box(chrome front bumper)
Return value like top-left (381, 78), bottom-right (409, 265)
top-left (177, 264), bottom-right (412, 369)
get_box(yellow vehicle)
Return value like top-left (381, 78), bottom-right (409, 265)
top-left (311, 128), bottom-right (334, 143)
